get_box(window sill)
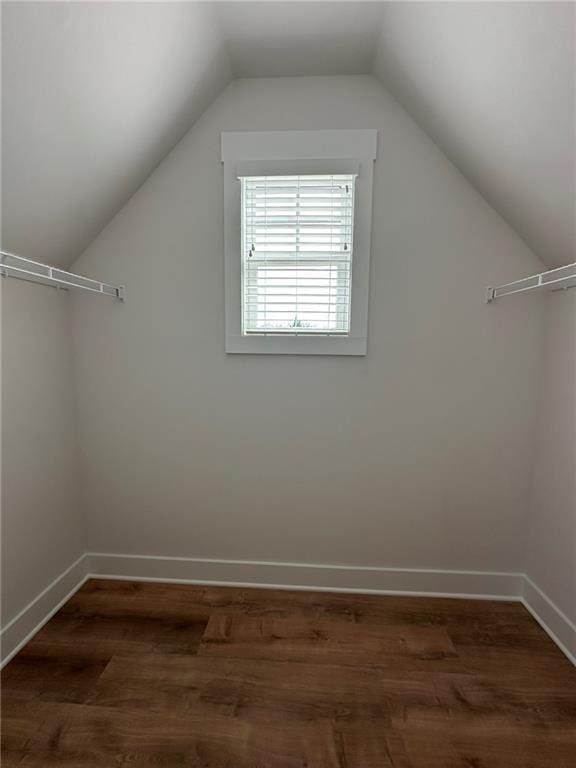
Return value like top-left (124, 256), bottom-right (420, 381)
top-left (225, 335), bottom-right (367, 356)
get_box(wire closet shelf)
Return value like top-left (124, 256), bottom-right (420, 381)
top-left (486, 262), bottom-right (576, 303)
top-left (0, 250), bottom-right (125, 301)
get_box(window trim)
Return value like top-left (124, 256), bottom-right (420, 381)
top-left (222, 130), bottom-right (377, 355)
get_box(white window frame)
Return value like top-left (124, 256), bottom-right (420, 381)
top-left (222, 130), bottom-right (377, 355)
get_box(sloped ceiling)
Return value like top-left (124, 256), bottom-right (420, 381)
top-left (1, 1), bottom-right (232, 267)
top-left (374, 1), bottom-right (575, 268)
top-left (2, 2), bottom-right (574, 269)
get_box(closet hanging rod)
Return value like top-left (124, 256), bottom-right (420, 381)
top-left (0, 250), bottom-right (125, 301)
top-left (486, 262), bottom-right (576, 303)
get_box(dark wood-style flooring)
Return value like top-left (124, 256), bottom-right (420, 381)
top-left (2, 579), bottom-right (575, 767)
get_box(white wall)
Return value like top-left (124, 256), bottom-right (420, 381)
top-left (526, 291), bottom-right (576, 623)
top-left (1, 280), bottom-right (84, 625)
top-left (71, 76), bottom-right (545, 574)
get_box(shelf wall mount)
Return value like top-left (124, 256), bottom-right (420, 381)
top-left (486, 262), bottom-right (576, 303)
top-left (0, 250), bottom-right (126, 301)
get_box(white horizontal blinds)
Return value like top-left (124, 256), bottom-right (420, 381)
top-left (241, 174), bottom-right (356, 335)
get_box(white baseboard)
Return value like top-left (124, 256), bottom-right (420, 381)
top-left (2, 552), bottom-right (573, 670)
top-left (1, 554), bottom-right (89, 668)
top-left (87, 552), bottom-right (523, 600)
top-left (522, 576), bottom-right (576, 665)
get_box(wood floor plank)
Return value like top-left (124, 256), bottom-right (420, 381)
top-left (87, 654), bottom-right (392, 722)
top-left (1, 653), bottom-right (110, 704)
top-left (199, 612), bottom-right (462, 671)
top-left (451, 643), bottom-right (576, 686)
top-left (18, 611), bottom-right (206, 660)
top-left (391, 708), bottom-right (576, 768)
top-left (12, 700), bottom-right (344, 768)
top-left (2, 578), bottom-right (575, 767)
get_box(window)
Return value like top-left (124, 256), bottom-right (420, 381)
top-left (241, 174), bottom-right (356, 336)
top-left (222, 130), bottom-right (377, 355)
